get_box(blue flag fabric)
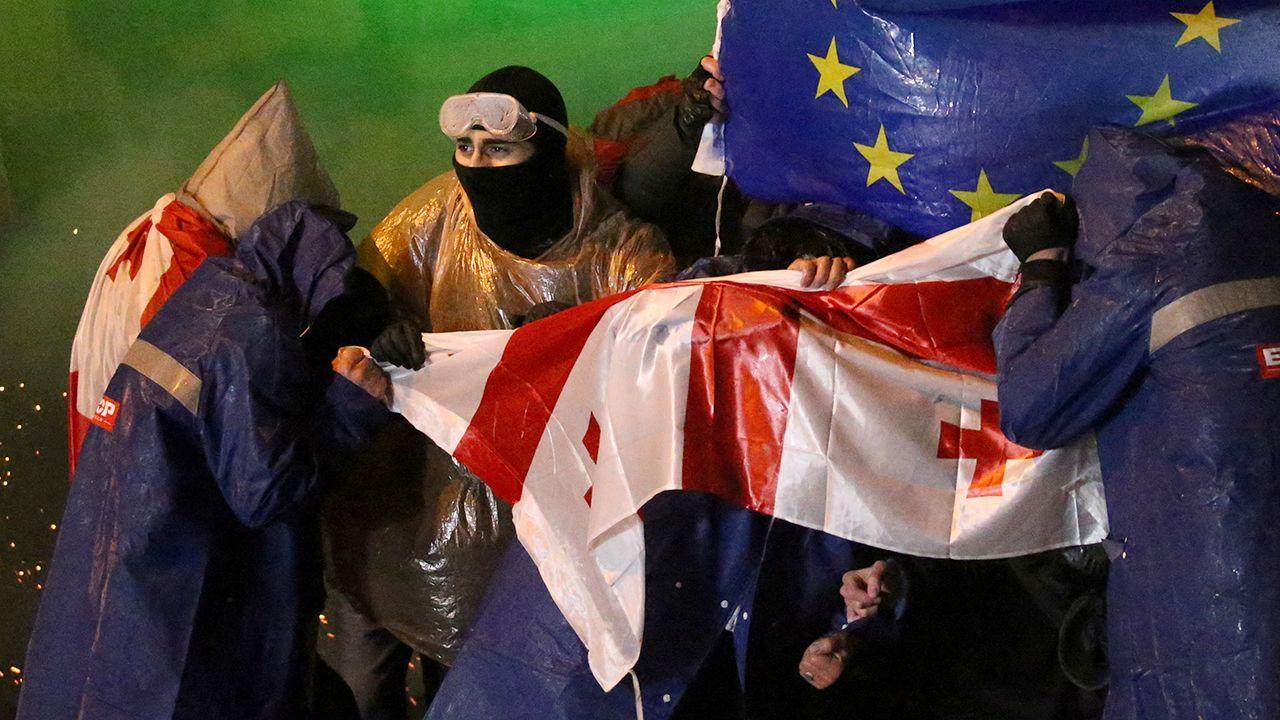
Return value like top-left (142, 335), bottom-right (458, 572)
top-left (720, 0), bottom-right (1280, 237)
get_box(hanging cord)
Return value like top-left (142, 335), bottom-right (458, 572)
top-left (713, 173), bottom-right (729, 257)
top-left (630, 670), bottom-right (646, 720)
top-left (709, 0), bottom-right (730, 257)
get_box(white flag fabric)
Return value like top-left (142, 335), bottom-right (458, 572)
top-left (67, 195), bottom-right (230, 476)
top-left (386, 194), bottom-right (1108, 689)
top-left (67, 81), bottom-right (335, 477)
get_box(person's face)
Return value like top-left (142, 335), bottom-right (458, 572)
top-left (453, 128), bottom-right (536, 168)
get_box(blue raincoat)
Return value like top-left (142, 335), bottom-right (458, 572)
top-left (426, 493), bottom-right (883, 720)
top-left (18, 202), bottom-right (391, 720)
top-left (995, 126), bottom-right (1280, 719)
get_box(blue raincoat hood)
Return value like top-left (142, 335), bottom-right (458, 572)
top-left (234, 201), bottom-right (357, 323)
top-left (1072, 126), bottom-right (1195, 264)
top-left (1075, 99), bottom-right (1280, 266)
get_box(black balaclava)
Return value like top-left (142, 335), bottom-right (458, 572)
top-left (452, 66), bottom-right (574, 259)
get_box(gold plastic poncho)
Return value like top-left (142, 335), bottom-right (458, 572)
top-left (359, 150), bottom-right (674, 332)
top-left (325, 148), bottom-right (674, 663)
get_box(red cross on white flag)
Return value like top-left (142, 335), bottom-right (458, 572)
top-left (938, 399), bottom-right (1044, 498)
top-left (386, 192), bottom-right (1108, 689)
top-left (68, 195), bottom-right (230, 479)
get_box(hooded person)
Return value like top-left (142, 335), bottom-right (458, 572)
top-left (321, 66), bottom-right (673, 717)
top-left (17, 199), bottom-right (393, 720)
top-left (67, 81), bottom-right (340, 478)
top-left (358, 65), bottom-right (674, 334)
top-left (994, 124), bottom-right (1280, 719)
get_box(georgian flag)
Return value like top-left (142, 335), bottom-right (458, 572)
top-left (386, 193), bottom-right (1108, 689)
top-left (67, 195), bottom-right (230, 477)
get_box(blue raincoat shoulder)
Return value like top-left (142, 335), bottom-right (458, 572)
top-left (18, 202), bottom-right (390, 720)
top-left (994, 124), bottom-right (1280, 719)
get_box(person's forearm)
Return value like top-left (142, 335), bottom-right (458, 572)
top-left (994, 265), bottom-right (1152, 449)
top-left (1008, 258), bottom-right (1070, 306)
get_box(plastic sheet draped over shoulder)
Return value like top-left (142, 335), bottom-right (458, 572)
top-left (328, 143), bottom-right (673, 660)
top-left (1180, 98), bottom-right (1280, 198)
top-left (324, 432), bottom-right (514, 662)
top-left (359, 134), bottom-right (674, 333)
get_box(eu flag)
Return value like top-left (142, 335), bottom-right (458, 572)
top-left (720, 0), bottom-right (1280, 236)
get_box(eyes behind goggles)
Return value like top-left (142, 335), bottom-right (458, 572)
top-left (439, 92), bottom-right (568, 142)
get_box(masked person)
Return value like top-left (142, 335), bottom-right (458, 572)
top-left (17, 201), bottom-right (393, 720)
top-left (321, 65), bottom-right (674, 719)
top-left (994, 126), bottom-right (1280, 719)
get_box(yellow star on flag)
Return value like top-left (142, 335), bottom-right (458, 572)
top-left (831, 0), bottom-right (839, 7)
top-left (1053, 137), bottom-right (1089, 178)
top-left (1128, 75), bottom-right (1199, 126)
top-left (853, 125), bottom-right (914, 194)
top-left (1171, 2), bottom-right (1240, 52)
top-left (807, 38), bottom-right (861, 107)
top-left (950, 169), bottom-right (1021, 222)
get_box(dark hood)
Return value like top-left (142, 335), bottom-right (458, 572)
top-left (454, 66), bottom-right (574, 257)
top-left (234, 201), bottom-right (358, 323)
top-left (1073, 123), bottom-right (1280, 266)
top-left (1178, 95), bottom-right (1280, 199)
top-left (466, 65), bottom-right (568, 157)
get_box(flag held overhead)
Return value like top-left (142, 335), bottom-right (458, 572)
top-left (718, 0), bottom-right (1280, 236)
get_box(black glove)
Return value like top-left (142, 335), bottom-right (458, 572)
top-left (369, 319), bottom-right (427, 370)
top-left (1002, 192), bottom-right (1079, 264)
top-left (674, 63), bottom-right (716, 145)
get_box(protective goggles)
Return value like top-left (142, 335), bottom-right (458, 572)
top-left (438, 92), bottom-right (568, 142)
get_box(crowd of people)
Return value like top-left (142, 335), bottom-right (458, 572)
top-left (13, 52), bottom-right (1280, 720)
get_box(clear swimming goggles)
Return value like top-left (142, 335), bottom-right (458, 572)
top-left (438, 92), bottom-right (568, 142)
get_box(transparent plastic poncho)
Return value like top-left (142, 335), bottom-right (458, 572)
top-left (325, 142), bottom-right (673, 662)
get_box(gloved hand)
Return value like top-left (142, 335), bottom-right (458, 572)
top-left (675, 56), bottom-right (727, 144)
top-left (370, 319), bottom-right (427, 370)
top-left (1002, 192), bottom-right (1079, 263)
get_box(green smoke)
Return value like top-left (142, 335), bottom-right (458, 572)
top-left (0, 2), bottom-right (713, 713)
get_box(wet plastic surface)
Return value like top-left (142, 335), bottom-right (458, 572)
top-left (719, 0), bottom-right (1280, 238)
top-left (326, 144), bottom-right (673, 662)
top-left (995, 125), bottom-right (1280, 719)
top-left (20, 203), bottom-right (389, 719)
